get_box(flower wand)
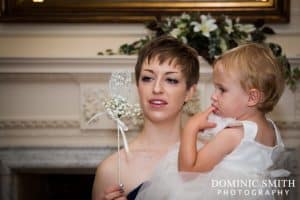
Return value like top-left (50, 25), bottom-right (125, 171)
top-left (87, 72), bottom-right (141, 187)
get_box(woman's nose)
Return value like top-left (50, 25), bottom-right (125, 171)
top-left (153, 79), bottom-right (163, 94)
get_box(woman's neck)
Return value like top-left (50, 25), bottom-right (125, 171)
top-left (133, 118), bottom-right (181, 150)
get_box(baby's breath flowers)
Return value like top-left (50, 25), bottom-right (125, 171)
top-left (85, 72), bottom-right (143, 127)
top-left (103, 95), bottom-right (143, 126)
top-left (103, 95), bottom-right (132, 119)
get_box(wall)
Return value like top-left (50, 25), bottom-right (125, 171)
top-left (0, 0), bottom-right (299, 199)
top-left (0, 0), bottom-right (299, 58)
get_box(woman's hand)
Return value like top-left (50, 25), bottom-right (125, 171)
top-left (103, 185), bottom-right (127, 200)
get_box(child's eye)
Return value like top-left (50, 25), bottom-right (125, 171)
top-left (166, 78), bottom-right (179, 84)
top-left (219, 86), bottom-right (226, 93)
top-left (214, 85), bottom-right (226, 93)
top-left (141, 76), bottom-right (153, 82)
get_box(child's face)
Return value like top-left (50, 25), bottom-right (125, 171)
top-left (211, 62), bottom-right (250, 120)
top-left (137, 56), bottom-right (194, 123)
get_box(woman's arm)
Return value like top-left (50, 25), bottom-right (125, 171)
top-left (92, 156), bottom-right (126, 200)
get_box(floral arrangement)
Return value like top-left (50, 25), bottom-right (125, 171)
top-left (102, 95), bottom-right (143, 125)
top-left (85, 72), bottom-right (143, 186)
top-left (100, 13), bottom-right (299, 91)
top-left (84, 72), bottom-right (143, 127)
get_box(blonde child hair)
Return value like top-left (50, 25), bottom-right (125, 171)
top-left (214, 43), bottom-right (285, 113)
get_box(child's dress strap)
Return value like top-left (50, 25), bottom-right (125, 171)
top-left (201, 114), bottom-right (238, 139)
top-left (240, 120), bottom-right (258, 141)
top-left (268, 118), bottom-right (284, 147)
top-left (202, 114), bottom-right (258, 142)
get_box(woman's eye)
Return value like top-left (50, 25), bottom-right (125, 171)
top-left (166, 78), bottom-right (179, 84)
top-left (141, 76), bottom-right (153, 82)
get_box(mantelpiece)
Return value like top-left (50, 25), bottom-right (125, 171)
top-left (0, 56), bottom-right (299, 200)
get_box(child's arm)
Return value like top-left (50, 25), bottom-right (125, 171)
top-left (178, 107), bottom-right (215, 171)
top-left (178, 108), bottom-right (243, 172)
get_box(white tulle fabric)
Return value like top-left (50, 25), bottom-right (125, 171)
top-left (136, 115), bottom-right (289, 200)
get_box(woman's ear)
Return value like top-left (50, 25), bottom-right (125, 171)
top-left (185, 84), bottom-right (197, 102)
top-left (248, 88), bottom-right (263, 107)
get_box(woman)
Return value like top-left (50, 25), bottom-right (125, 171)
top-left (92, 35), bottom-right (201, 200)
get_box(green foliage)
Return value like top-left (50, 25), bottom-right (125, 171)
top-left (99, 13), bottom-right (299, 91)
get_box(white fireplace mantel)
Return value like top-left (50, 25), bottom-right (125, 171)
top-left (0, 56), bottom-right (299, 200)
top-left (0, 55), bottom-right (299, 140)
top-left (0, 56), bottom-right (299, 148)
top-left (0, 56), bottom-right (215, 75)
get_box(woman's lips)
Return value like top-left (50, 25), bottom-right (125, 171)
top-left (149, 99), bottom-right (168, 108)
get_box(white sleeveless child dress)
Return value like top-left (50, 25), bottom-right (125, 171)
top-left (136, 115), bottom-right (289, 200)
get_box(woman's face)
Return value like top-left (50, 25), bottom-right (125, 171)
top-left (211, 62), bottom-right (249, 119)
top-left (137, 56), bottom-right (194, 123)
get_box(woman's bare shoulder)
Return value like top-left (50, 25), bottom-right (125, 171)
top-left (93, 152), bottom-right (119, 197)
top-left (92, 152), bottom-right (121, 200)
top-left (95, 151), bottom-right (118, 179)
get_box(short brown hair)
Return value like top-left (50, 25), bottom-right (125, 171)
top-left (214, 43), bottom-right (285, 113)
top-left (135, 36), bottom-right (200, 89)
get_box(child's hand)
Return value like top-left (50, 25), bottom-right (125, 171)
top-left (184, 106), bottom-right (216, 134)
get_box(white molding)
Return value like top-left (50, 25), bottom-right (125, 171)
top-left (0, 24), bottom-right (147, 37)
top-left (0, 56), bottom-right (213, 74)
top-left (0, 73), bottom-right (109, 81)
top-left (0, 56), bottom-right (137, 73)
top-left (0, 134), bottom-right (120, 147)
top-left (0, 119), bottom-right (79, 129)
top-left (0, 118), bottom-right (298, 130)
top-left (0, 147), bottom-right (111, 169)
top-left (289, 56), bottom-right (300, 64)
top-left (0, 56), bottom-right (298, 80)
top-left (1, 56), bottom-right (298, 74)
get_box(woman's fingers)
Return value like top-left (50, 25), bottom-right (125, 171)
top-left (104, 185), bottom-right (122, 193)
top-left (104, 185), bottom-right (125, 200)
top-left (104, 191), bottom-right (125, 200)
top-left (104, 192), bottom-right (124, 200)
top-left (115, 197), bottom-right (127, 200)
